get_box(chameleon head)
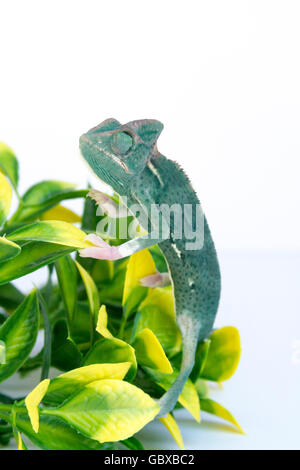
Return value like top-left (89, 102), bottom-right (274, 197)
top-left (79, 118), bottom-right (163, 193)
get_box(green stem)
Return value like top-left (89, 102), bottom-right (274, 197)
top-left (0, 403), bottom-right (13, 422)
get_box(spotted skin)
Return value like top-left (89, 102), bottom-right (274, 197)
top-left (79, 119), bottom-right (221, 417)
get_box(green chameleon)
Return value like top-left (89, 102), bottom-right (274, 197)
top-left (79, 119), bottom-right (221, 417)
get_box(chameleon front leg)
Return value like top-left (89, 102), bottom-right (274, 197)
top-left (79, 233), bottom-right (163, 260)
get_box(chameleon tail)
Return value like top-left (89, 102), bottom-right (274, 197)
top-left (157, 314), bottom-right (200, 418)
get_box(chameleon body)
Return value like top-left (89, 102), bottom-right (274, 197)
top-left (79, 119), bottom-right (221, 417)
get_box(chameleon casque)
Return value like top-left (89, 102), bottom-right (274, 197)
top-left (79, 119), bottom-right (221, 417)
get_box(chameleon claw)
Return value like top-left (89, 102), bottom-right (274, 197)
top-left (140, 272), bottom-right (171, 288)
top-left (79, 234), bottom-right (121, 260)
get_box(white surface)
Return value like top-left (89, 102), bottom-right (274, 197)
top-left (0, 1), bottom-right (300, 251)
top-left (0, 0), bottom-right (299, 450)
top-left (2, 252), bottom-right (300, 450)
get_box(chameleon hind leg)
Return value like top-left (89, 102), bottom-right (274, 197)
top-left (157, 313), bottom-right (200, 418)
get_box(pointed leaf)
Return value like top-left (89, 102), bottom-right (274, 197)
top-left (11, 180), bottom-right (88, 222)
top-left (8, 220), bottom-right (93, 249)
top-left (25, 379), bottom-right (50, 433)
top-left (44, 379), bottom-right (160, 443)
top-left (16, 411), bottom-right (105, 450)
top-left (133, 288), bottom-right (181, 357)
top-left (0, 236), bottom-right (21, 262)
top-left (0, 290), bottom-right (39, 382)
top-left (0, 172), bottom-right (12, 226)
top-left (96, 305), bottom-right (113, 338)
top-left (145, 368), bottom-right (200, 422)
top-left (83, 337), bottom-right (137, 382)
top-left (0, 340), bottom-right (5, 364)
top-left (190, 339), bottom-right (211, 382)
top-left (159, 413), bottom-right (184, 449)
top-left (0, 241), bottom-right (74, 285)
top-left (55, 255), bottom-right (78, 325)
top-left (201, 327), bottom-right (241, 382)
top-left (132, 328), bottom-right (173, 373)
top-left (122, 249), bottom-right (156, 318)
top-left (40, 204), bottom-right (81, 222)
top-left (200, 398), bottom-right (244, 433)
top-left (17, 432), bottom-right (27, 450)
top-left (0, 142), bottom-right (19, 190)
top-left (43, 363), bottom-right (131, 407)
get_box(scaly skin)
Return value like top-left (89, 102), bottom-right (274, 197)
top-left (79, 119), bottom-right (221, 417)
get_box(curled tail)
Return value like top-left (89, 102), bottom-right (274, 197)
top-left (157, 313), bottom-right (200, 418)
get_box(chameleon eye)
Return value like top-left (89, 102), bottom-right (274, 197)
top-left (112, 131), bottom-right (134, 156)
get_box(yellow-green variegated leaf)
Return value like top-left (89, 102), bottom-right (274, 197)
top-left (25, 379), bottom-right (50, 433)
top-left (0, 142), bottom-right (19, 190)
top-left (201, 327), bottom-right (241, 382)
top-left (132, 328), bottom-right (173, 374)
top-left (0, 241), bottom-right (74, 285)
top-left (200, 398), bottom-right (244, 433)
top-left (122, 249), bottom-right (156, 318)
top-left (17, 432), bottom-right (27, 450)
top-left (10, 181), bottom-right (88, 222)
top-left (0, 237), bottom-right (21, 262)
top-left (43, 363), bottom-right (131, 407)
top-left (145, 368), bottom-right (200, 422)
top-left (8, 221), bottom-right (93, 249)
top-left (83, 338), bottom-right (137, 382)
top-left (133, 288), bottom-right (181, 357)
top-left (44, 379), bottom-right (160, 443)
top-left (0, 340), bottom-right (5, 364)
top-left (55, 255), bottom-right (78, 326)
top-left (40, 204), bottom-right (81, 223)
top-left (0, 290), bottom-right (39, 382)
top-left (159, 413), bottom-right (184, 450)
top-left (96, 305), bottom-right (113, 338)
top-left (15, 412), bottom-right (104, 450)
top-left (0, 172), bottom-right (12, 226)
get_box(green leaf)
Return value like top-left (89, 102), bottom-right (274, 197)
top-left (44, 379), bottom-right (159, 443)
top-left (15, 411), bottom-right (105, 450)
top-left (145, 368), bottom-right (200, 422)
top-left (0, 340), bottom-right (5, 364)
top-left (0, 237), bottom-right (21, 262)
top-left (200, 398), bottom-right (244, 433)
top-left (10, 181), bottom-right (88, 222)
top-left (190, 339), bottom-right (211, 382)
top-left (50, 320), bottom-right (82, 372)
top-left (122, 249), bottom-right (156, 321)
top-left (0, 172), bottom-right (12, 227)
top-left (132, 288), bottom-right (181, 357)
top-left (132, 328), bottom-right (173, 374)
top-left (75, 260), bottom-right (100, 345)
top-left (55, 255), bottom-right (78, 326)
top-left (0, 241), bottom-right (74, 285)
top-left (83, 337), bottom-right (137, 382)
top-left (201, 327), bottom-right (241, 382)
top-left (122, 436), bottom-right (144, 450)
top-left (25, 378), bottom-right (50, 433)
top-left (0, 142), bottom-right (19, 190)
top-left (43, 363), bottom-right (131, 407)
top-left (40, 204), bottom-right (81, 223)
top-left (8, 220), bottom-right (93, 249)
top-left (38, 292), bottom-right (52, 381)
top-left (194, 378), bottom-right (210, 399)
top-left (0, 283), bottom-right (24, 311)
top-left (0, 290), bottom-right (39, 382)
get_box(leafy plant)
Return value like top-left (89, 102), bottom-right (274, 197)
top-left (0, 143), bottom-right (243, 450)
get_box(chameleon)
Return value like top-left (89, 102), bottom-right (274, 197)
top-left (79, 118), bottom-right (221, 417)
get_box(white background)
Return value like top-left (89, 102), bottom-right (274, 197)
top-left (0, 0), bottom-right (300, 450)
